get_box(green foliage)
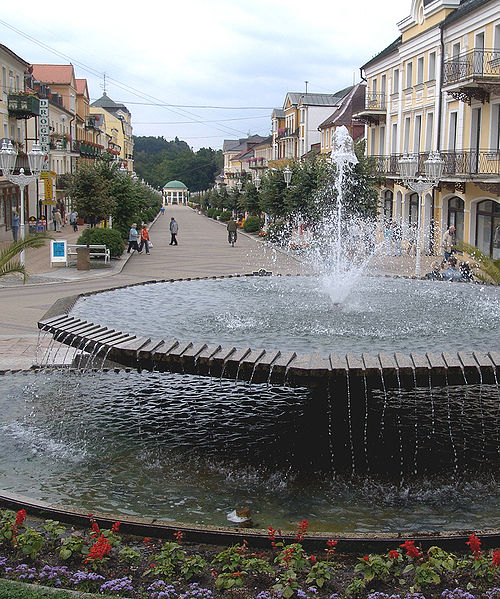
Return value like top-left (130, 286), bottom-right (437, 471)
top-left (133, 136), bottom-right (223, 192)
top-left (212, 544), bottom-right (246, 573)
top-left (42, 520), bottom-right (66, 546)
top-left (76, 227), bottom-right (124, 257)
top-left (179, 554), bottom-right (208, 580)
top-left (215, 571), bottom-right (246, 591)
top-left (457, 241), bottom-right (500, 284)
top-left (273, 568), bottom-right (301, 598)
top-left (265, 221), bottom-right (290, 244)
top-left (338, 139), bottom-right (379, 218)
top-left (240, 183), bottom-right (260, 214)
top-left (305, 559), bottom-right (337, 588)
top-left (0, 509), bottom-right (16, 543)
top-left (14, 528), bottom-right (44, 560)
top-left (345, 577), bottom-right (367, 597)
top-left (354, 554), bottom-right (391, 582)
top-left (146, 541), bottom-right (186, 578)
top-left (243, 215), bottom-right (263, 233)
top-left (59, 534), bottom-right (87, 560)
top-left (118, 545), bottom-right (142, 566)
top-left (219, 210), bottom-right (232, 222)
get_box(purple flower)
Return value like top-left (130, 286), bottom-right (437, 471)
top-left (179, 582), bottom-right (213, 599)
top-left (148, 579), bottom-right (178, 599)
top-left (442, 590), bottom-right (476, 599)
top-left (99, 577), bottom-right (134, 595)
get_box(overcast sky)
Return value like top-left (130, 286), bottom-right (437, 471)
top-left (1, 0), bottom-right (410, 151)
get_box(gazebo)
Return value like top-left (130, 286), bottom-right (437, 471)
top-left (162, 180), bottom-right (189, 206)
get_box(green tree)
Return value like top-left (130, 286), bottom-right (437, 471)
top-left (457, 242), bottom-right (500, 284)
top-left (239, 183), bottom-right (260, 215)
top-left (259, 169), bottom-right (288, 218)
top-left (339, 139), bottom-right (379, 218)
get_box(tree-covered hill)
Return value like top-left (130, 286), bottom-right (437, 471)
top-left (133, 136), bottom-right (223, 192)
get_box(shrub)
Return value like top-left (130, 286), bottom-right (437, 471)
top-left (76, 228), bottom-right (124, 257)
top-left (219, 211), bottom-right (232, 222)
top-left (243, 215), bottom-right (262, 233)
top-left (265, 221), bottom-right (289, 243)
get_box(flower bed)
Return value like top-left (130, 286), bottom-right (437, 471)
top-left (0, 508), bottom-right (499, 598)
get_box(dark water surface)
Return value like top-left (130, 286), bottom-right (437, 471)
top-left (1, 370), bottom-right (499, 533)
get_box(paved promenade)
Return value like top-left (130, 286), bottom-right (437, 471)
top-left (0, 206), bottom-right (305, 369)
top-left (0, 205), bottom-right (438, 370)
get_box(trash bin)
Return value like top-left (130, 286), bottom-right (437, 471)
top-left (36, 219), bottom-right (46, 233)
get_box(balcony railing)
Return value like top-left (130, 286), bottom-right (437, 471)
top-left (7, 93), bottom-right (40, 119)
top-left (372, 150), bottom-right (500, 178)
top-left (443, 48), bottom-right (500, 86)
top-left (365, 92), bottom-right (387, 111)
top-left (277, 127), bottom-right (299, 139)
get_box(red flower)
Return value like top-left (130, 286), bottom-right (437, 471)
top-left (111, 521), bottom-right (120, 532)
top-left (143, 537), bottom-right (151, 545)
top-left (268, 526), bottom-right (278, 549)
top-left (327, 539), bottom-right (338, 548)
top-left (389, 549), bottom-right (400, 560)
top-left (174, 530), bottom-right (183, 543)
top-left (363, 555), bottom-right (370, 562)
top-left (400, 540), bottom-right (422, 559)
top-left (15, 509), bottom-right (26, 527)
top-left (309, 555), bottom-right (317, 563)
top-left (492, 551), bottom-right (500, 567)
top-left (150, 563), bottom-right (156, 568)
top-left (85, 535), bottom-right (112, 563)
top-left (466, 534), bottom-right (482, 557)
top-left (296, 519), bottom-right (309, 542)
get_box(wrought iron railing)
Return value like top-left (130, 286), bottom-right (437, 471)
top-left (372, 150), bottom-right (500, 177)
top-left (365, 92), bottom-right (387, 111)
top-left (443, 48), bottom-right (500, 86)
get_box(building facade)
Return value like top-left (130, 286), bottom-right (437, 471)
top-left (358, 0), bottom-right (500, 258)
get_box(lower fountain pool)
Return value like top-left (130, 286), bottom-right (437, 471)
top-left (1, 369), bottom-right (499, 533)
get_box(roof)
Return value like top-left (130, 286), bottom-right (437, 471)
top-left (318, 84), bottom-right (366, 129)
top-left (75, 79), bottom-right (88, 96)
top-left (222, 135), bottom-right (267, 154)
top-left (31, 64), bottom-right (75, 85)
top-left (286, 91), bottom-right (348, 107)
top-left (163, 180), bottom-right (188, 189)
top-left (0, 44), bottom-right (29, 68)
top-left (442, 0), bottom-right (494, 26)
top-left (91, 92), bottom-right (130, 114)
top-left (272, 108), bottom-right (285, 118)
top-left (361, 36), bottom-right (402, 70)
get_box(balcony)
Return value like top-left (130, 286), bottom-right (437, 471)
top-left (372, 150), bottom-right (500, 180)
top-left (247, 157), bottom-right (268, 170)
top-left (442, 49), bottom-right (500, 103)
top-left (277, 127), bottom-right (299, 139)
top-left (353, 92), bottom-right (386, 125)
top-left (7, 93), bottom-right (40, 119)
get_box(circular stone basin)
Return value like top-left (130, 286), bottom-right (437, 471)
top-left (1, 369), bottom-right (500, 534)
top-left (71, 275), bottom-right (500, 355)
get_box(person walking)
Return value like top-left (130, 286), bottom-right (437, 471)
top-left (11, 211), bottom-right (20, 242)
top-left (160, 205), bottom-right (165, 216)
top-left (138, 224), bottom-right (151, 254)
top-left (441, 225), bottom-right (456, 265)
top-left (54, 209), bottom-right (63, 233)
top-left (169, 217), bottom-right (179, 245)
top-left (69, 211), bottom-right (78, 232)
top-left (127, 222), bottom-right (140, 253)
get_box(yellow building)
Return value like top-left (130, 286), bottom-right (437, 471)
top-left (90, 93), bottom-right (134, 172)
top-left (357, 0), bottom-right (500, 258)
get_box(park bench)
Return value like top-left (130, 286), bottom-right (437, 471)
top-left (66, 244), bottom-right (110, 265)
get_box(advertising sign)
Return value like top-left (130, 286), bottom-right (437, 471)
top-left (50, 239), bottom-right (67, 265)
top-left (39, 99), bottom-right (50, 171)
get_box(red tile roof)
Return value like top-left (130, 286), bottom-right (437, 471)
top-left (31, 64), bottom-right (75, 85)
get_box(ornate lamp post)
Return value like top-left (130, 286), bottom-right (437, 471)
top-left (398, 151), bottom-right (444, 277)
top-left (254, 174), bottom-right (261, 191)
top-left (283, 165), bottom-right (292, 188)
top-left (236, 178), bottom-right (243, 193)
top-left (0, 139), bottom-right (44, 266)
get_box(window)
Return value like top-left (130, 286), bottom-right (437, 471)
top-left (406, 62), bottom-right (413, 88)
top-left (448, 112), bottom-right (457, 151)
top-left (447, 197), bottom-right (464, 243)
top-left (392, 123), bottom-right (398, 153)
top-left (417, 57), bottom-right (424, 84)
top-left (404, 117), bottom-right (411, 153)
top-left (379, 126), bottom-right (386, 155)
top-left (414, 116), bottom-right (422, 153)
top-left (370, 127), bottom-right (376, 154)
top-left (409, 193), bottom-right (419, 225)
top-left (476, 200), bottom-right (500, 258)
top-left (383, 190), bottom-right (393, 221)
top-left (393, 68), bottom-right (399, 93)
top-left (428, 52), bottom-right (436, 80)
top-left (452, 42), bottom-right (460, 58)
top-left (425, 112), bottom-right (434, 152)
top-left (492, 104), bottom-right (500, 150)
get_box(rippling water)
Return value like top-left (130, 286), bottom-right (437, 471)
top-left (1, 370), bottom-right (499, 533)
top-left (71, 276), bottom-right (500, 355)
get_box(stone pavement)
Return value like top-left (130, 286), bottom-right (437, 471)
top-left (0, 205), bottom-right (436, 370)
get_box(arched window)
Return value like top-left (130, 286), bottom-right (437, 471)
top-left (476, 200), bottom-right (500, 258)
top-left (409, 193), bottom-right (419, 225)
top-left (447, 196), bottom-right (464, 244)
top-left (383, 190), bottom-right (393, 221)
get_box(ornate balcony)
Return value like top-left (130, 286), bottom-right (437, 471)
top-left (442, 49), bottom-right (500, 104)
top-left (372, 150), bottom-right (500, 181)
top-left (277, 127), bottom-right (299, 139)
top-left (353, 92), bottom-right (386, 125)
top-left (7, 93), bottom-right (40, 119)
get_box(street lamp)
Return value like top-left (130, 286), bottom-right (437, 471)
top-left (236, 179), bottom-right (243, 193)
top-left (254, 174), bottom-right (261, 191)
top-left (0, 139), bottom-right (44, 266)
top-left (398, 151), bottom-right (444, 277)
top-left (283, 165), bottom-right (292, 187)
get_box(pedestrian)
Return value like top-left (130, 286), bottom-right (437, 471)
top-left (441, 225), bottom-right (456, 265)
top-left (69, 210), bottom-right (78, 232)
top-left (138, 224), bottom-right (151, 254)
top-left (54, 209), bottom-right (63, 233)
top-left (127, 222), bottom-right (140, 253)
top-left (11, 211), bottom-right (19, 242)
top-left (161, 205), bottom-right (165, 216)
top-left (407, 223), bottom-right (417, 256)
top-left (52, 207), bottom-right (57, 231)
top-left (169, 217), bottom-right (179, 245)
top-left (441, 256), bottom-right (463, 281)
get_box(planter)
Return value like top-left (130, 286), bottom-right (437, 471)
top-left (76, 247), bottom-right (90, 270)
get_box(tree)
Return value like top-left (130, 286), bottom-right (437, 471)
top-left (338, 140), bottom-right (379, 218)
top-left (0, 234), bottom-right (51, 282)
top-left (239, 183), bottom-right (260, 215)
top-left (259, 169), bottom-right (288, 218)
top-left (457, 242), bottom-right (500, 284)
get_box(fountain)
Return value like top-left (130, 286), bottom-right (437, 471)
top-left (1, 129), bottom-right (499, 544)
